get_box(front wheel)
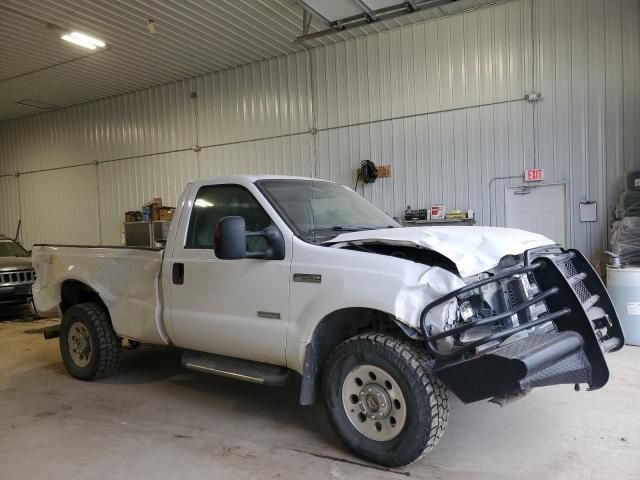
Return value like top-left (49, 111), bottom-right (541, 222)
top-left (59, 303), bottom-right (122, 380)
top-left (322, 333), bottom-right (449, 467)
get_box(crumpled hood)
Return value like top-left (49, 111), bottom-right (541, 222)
top-left (325, 226), bottom-right (554, 277)
top-left (0, 256), bottom-right (33, 271)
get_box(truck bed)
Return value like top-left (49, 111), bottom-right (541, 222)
top-left (32, 244), bottom-right (168, 345)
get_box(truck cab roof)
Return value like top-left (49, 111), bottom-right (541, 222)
top-left (186, 175), bottom-right (333, 187)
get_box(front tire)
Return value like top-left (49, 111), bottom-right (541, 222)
top-left (322, 333), bottom-right (449, 467)
top-left (59, 303), bottom-right (122, 380)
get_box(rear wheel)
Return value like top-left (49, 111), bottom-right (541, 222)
top-left (322, 333), bottom-right (449, 467)
top-left (59, 303), bottom-right (122, 380)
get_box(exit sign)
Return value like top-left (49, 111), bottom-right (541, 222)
top-left (526, 168), bottom-right (544, 181)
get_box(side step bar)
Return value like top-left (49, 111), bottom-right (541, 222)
top-left (181, 350), bottom-right (292, 386)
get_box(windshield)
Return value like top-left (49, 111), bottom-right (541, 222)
top-left (0, 241), bottom-right (29, 257)
top-left (257, 179), bottom-right (399, 242)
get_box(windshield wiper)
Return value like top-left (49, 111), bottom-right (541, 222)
top-left (305, 225), bottom-right (397, 243)
top-left (330, 225), bottom-right (396, 231)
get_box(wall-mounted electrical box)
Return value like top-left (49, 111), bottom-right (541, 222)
top-left (579, 201), bottom-right (597, 222)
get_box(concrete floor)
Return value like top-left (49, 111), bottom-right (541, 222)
top-left (1, 309), bottom-right (639, 480)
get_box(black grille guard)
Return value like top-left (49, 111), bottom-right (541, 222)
top-left (419, 246), bottom-right (625, 403)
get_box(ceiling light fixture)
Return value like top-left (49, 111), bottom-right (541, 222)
top-left (61, 31), bottom-right (106, 50)
top-left (16, 99), bottom-right (57, 110)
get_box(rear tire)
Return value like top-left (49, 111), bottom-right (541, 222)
top-left (322, 333), bottom-right (449, 467)
top-left (59, 303), bottom-right (121, 380)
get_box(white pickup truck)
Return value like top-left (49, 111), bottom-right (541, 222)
top-left (33, 175), bottom-right (624, 467)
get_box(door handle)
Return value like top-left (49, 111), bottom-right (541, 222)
top-left (172, 263), bottom-right (184, 285)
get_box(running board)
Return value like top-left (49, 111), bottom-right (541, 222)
top-left (181, 350), bottom-right (292, 386)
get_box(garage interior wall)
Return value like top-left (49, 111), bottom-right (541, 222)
top-left (0, 0), bottom-right (638, 257)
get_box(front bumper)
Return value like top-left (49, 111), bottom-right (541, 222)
top-left (421, 247), bottom-right (624, 403)
top-left (0, 283), bottom-right (33, 304)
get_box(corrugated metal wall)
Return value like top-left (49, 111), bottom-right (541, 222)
top-left (535, 0), bottom-right (640, 257)
top-left (19, 165), bottom-right (100, 247)
top-left (0, 175), bottom-right (19, 238)
top-left (0, 0), bottom-right (638, 258)
top-left (316, 101), bottom-right (532, 227)
top-left (313, 1), bottom-right (530, 129)
top-left (98, 151), bottom-right (199, 245)
top-left (312, 0), bottom-right (534, 225)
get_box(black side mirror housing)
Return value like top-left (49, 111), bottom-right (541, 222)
top-left (214, 216), bottom-right (247, 260)
top-left (214, 216), bottom-right (285, 261)
top-left (250, 225), bottom-right (285, 261)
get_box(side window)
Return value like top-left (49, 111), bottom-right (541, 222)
top-left (186, 185), bottom-right (272, 249)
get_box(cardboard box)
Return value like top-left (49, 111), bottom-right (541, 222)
top-left (591, 253), bottom-right (609, 281)
top-left (151, 204), bottom-right (161, 221)
top-left (590, 253), bottom-right (609, 282)
top-left (159, 207), bottom-right (175, 222)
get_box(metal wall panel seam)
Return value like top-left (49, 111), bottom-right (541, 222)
top-left (95, 163), bottom-right (103, 245)
top-left (315, 98), bottom-right (526, 134)
top-left (302, 46), bottom-right (320, 178)
top-left (9, 162), bottom-right (98, 176)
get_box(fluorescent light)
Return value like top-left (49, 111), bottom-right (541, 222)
top-left (69, 31), bottom-right (105, 47)
top-left (16, 99), bottom-right (57, 110)
top-left (61, 34), bottom-right (96, 49)
top-left (61, 31), bottom-right (106, 50)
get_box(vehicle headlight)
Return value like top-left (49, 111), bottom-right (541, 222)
top-left (459, 301), bottom-right (474, 321)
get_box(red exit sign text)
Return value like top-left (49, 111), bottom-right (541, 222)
top-left (526, 168), bottom-right (544, 181)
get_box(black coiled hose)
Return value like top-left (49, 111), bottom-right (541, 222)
top-left (354, 160), bottom-right (378, 191)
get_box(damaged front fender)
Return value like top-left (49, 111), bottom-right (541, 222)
top-left (394, 267), bottom-right (465, 345)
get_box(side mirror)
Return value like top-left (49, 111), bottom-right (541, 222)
top-left (252, 225), bottom-right (285, 261)
top-left (214, 216), bottom-right (285, 261)
top-left (214, 216), bottom-right (247, 260)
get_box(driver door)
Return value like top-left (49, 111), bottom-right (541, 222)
top-left (167, 183), bottom-right (290, 365)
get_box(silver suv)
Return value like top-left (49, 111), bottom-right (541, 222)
top-left (0, 235), bottom-right (35, 307)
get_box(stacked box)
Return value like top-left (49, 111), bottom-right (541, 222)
top-left (611, 171), bottom-right (640, 262)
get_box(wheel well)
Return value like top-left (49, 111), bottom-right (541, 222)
top-left (60, 280), bottom-right (107, 314)
top-left (299, 308), bottom-right (417, 406)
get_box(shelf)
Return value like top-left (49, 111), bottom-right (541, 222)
top-left (124, 220), bottom-right (172, 224)
top-left (403, 218), bottom-right (476, 226)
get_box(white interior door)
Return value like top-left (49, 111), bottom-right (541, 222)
top-left (505, 183), bottom-right (567, 247)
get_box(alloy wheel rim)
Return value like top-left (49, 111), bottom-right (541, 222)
top-left (68, 322), bottom-right (92, 367)
top-left (341, 364), bottom-right (407, 441)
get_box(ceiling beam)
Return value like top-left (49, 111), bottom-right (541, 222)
top-left (353, 0), bottom-right (378, 22)
top-left (296, 0), bottom-right (456, 43)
